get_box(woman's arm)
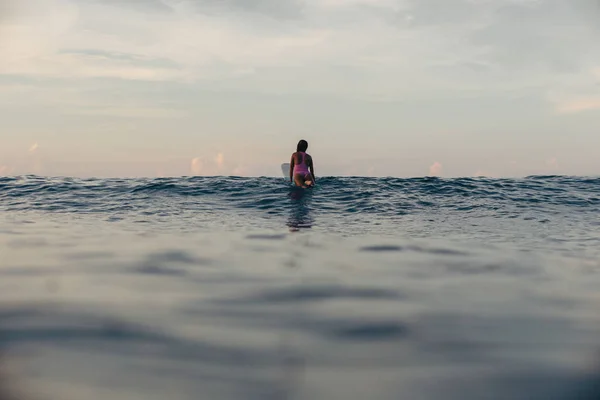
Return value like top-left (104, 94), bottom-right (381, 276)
top-left (309, 156), bottom-right (316, 182)
top-left (289, 154), bottom-right (295, 182)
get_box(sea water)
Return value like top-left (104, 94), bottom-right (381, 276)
top-left (0, 175), bottom-right (599, 400)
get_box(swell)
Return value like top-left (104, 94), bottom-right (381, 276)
top-left (0, 175), bottom-right (599, 216)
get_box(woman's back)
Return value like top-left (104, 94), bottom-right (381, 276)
top-left (293, 152), bottom-right (311, 174)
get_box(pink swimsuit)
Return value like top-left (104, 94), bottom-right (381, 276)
top-left (293, 152), bottom-right (310, 176)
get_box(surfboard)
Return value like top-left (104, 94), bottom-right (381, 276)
top-left (281, 163), bottom-right (290, 179)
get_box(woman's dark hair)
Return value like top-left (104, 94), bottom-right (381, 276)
top-left (297, 140), bottom-right (308, 152)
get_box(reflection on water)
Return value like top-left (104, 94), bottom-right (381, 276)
top-left (287, 187), bottom-right (313, 231)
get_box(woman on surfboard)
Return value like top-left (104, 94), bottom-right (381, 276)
top-left (290, 140), bottom-right (315, 188)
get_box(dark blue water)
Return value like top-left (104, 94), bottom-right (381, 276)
top-left (1, 175), bottom-right (599, 399)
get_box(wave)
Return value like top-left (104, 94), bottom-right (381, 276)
top-left (0, 175), bottom-right (599, 217)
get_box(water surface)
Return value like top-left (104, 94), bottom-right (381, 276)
top-left (1, 175), bottom-right (599, 399)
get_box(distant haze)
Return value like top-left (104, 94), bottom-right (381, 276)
top-left (1, 0), bottom-right (599, 178)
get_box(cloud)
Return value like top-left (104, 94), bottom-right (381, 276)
top-left (0, 1), bottom-right (16, 22)
top-left (429, 161), bottom-right (443, 177)
top-left (0, 0), bottom-right (597, 118)
top-left (2, 0), bottom-right (600, 179)
top-left (215, 152), bottom-right (224, 170)
top-left (545, 65), bottom-right (600, 114)
top-left (186, 0), bottom-right (306, 20)
top-left (89, 0), bottom-right (175, 13)
top-left (69, 106), bottom-right (185, 118)
top-left (190, 153), bottom-right (230, 176)
top-left (555, 98), bottom-right (600, 114)
top-left (546, 157), bottom-right (559, 170)
top-left (232, 165), bottom-right (250, 176)
top-left (0, 1), bottom-right (178, 81)
top-left (190, 153), bottom-right (231, 176)
top-left (190, 157), bottom-right (204, 175)
top-left (0, 0), bottom-right (331, 84)
top-left (27, 142), bottom-right (42, 174)
top-left (3, 0), bottom-right (595, 97)
top-left (0, 165), bottom-right (14, 176)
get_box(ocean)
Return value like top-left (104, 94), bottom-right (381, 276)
top-left (1, 175), bottom-right (599, 400)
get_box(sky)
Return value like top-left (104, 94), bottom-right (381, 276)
top-left (1, 0), bottom-right (599, 178)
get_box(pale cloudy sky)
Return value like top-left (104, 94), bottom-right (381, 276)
top-left (1, 0), bottom-right (599, 178)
